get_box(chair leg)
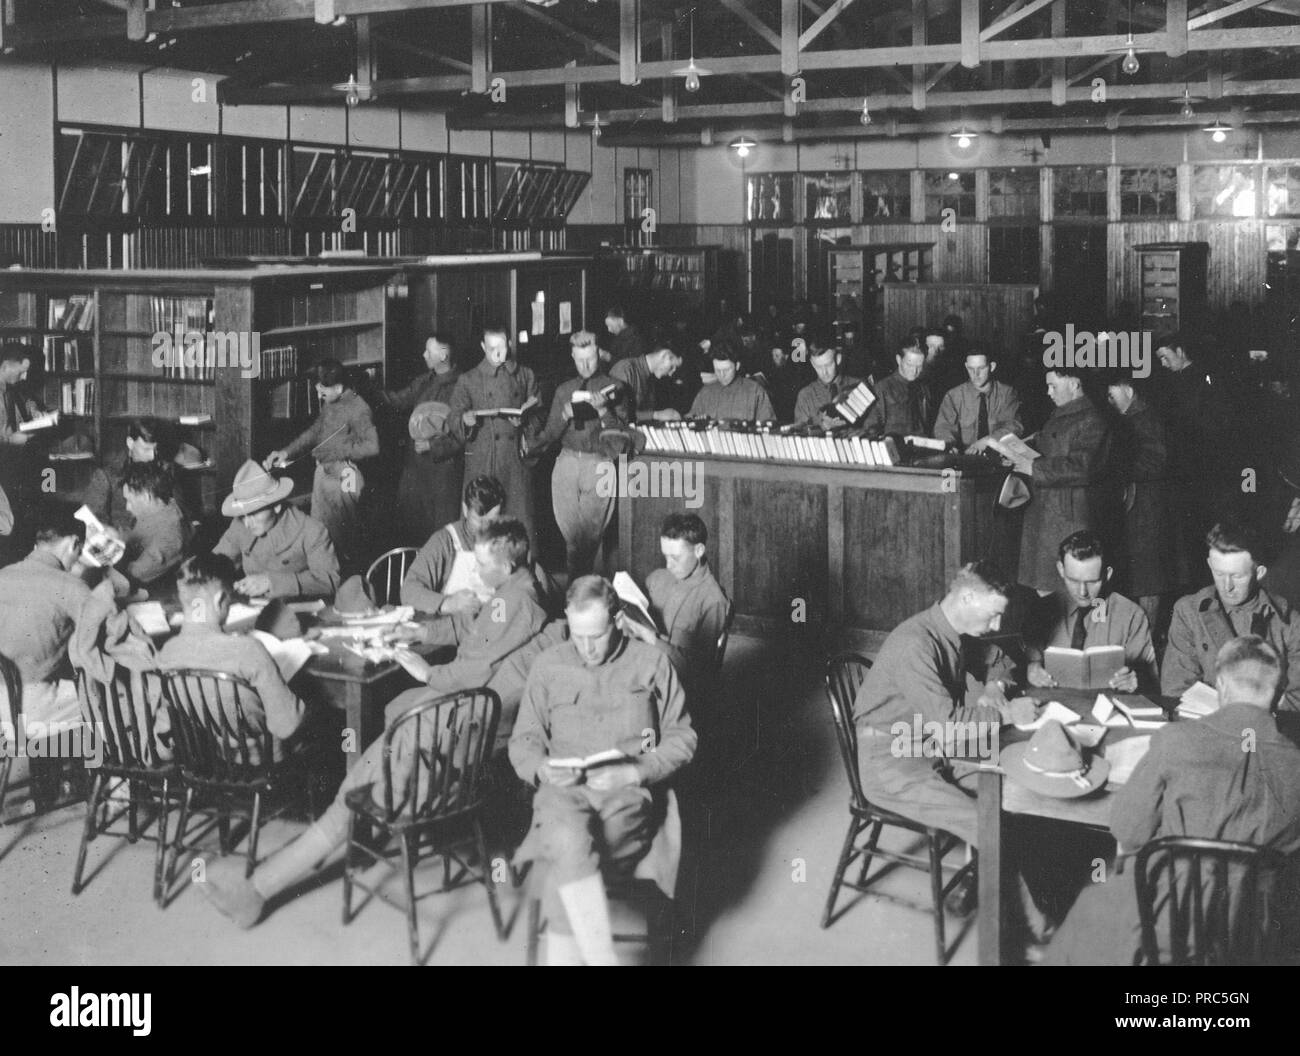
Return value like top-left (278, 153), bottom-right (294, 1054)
top-left (246, 792), bottom-right (263, 879)
top-left (71, 771), bottom-right (107, 895)
top-left (858, 821), bottom-right (883, 886)
top-left (218, 812), bottom-right (231, 856)
top-left (166, 785), bottom-right (194, 900)
top-left (821, 814), bottom-right (863, 928)
top-left (526, 896), bottom-right (542, 966)
top-left (152, 780), bottom-right (171, 906)
top-left (341, 811), bottom-right (357, 925)
top-left (400, 831), bottom-right (421, 966)
top-left (928, 832), bottom-right (947, 965)
top-left (127, 781), bottom-right (139, 844)
top-left (0, 755), bottom-right (11, 822)
top-left (474, 817), bottom-right (505, 940)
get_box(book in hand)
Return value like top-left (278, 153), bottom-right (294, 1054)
top-left (613, 570), bottom-right (659, 634)
top-left (1044, 644), bottom-right (1126, 689)
top-left (72, 505), bottom-right (126, 569)
top-left (570, 384), bottom-right (618, 422)
top-left (546, 749), bottom-right (630, 772)
top-left (905, 434), bottom-right (947, 451)
top-left (1178, 681), bottom-right (1220, 718)
top-left (988, 432), bottom-right (1039, 471)
top-left (470, 395), bottom-right (540, 419)
top-left (18, 410), bottom-right (59, 432)
top-left (825, 380), bottom-right (876, 425)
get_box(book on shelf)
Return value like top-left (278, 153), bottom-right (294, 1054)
top-left (259, 345), bottom-right (298, 381)
top-left (59, 379), bottom-right (94, 416)
top-left (270, 377), bottom-right (322, 420)
top-left (48, 295), bottom-right (96, 332)
top-left (43, 335), bottom-right (88, 374)
top-left (1044, 644), bottom-right (1126, 690)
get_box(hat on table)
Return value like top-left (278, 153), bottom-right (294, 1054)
top-left (408, 400), bottom-right (452, 441)
top-left (1000, 719), bottom-right (1109, 798)
top-left (221, 459), bottom-right (294, 518)
top-left (333, 574), bottom-right (375, 615)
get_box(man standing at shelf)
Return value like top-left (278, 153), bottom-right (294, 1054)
top-left (380, 333), bottom-right (462, 545)
top-left (536, 332), bottom-right (629, 578)
top-left (264, 359), bottom-right (378, 573)
top-left (609, 341), bottom-right (683, 424)
top-left (213, 459), bottom-right (340, 602)
top-left (603, 306), bottom-right (648, 365)
top-left (793, 345), bottom-right (864, 428)
top-left (859, 342), bottom-right (931, 439)
top-left (448, 325), bottom-right (543, 546)
top-left (687, 344), bottom-right (775, 422)
top-left (0, 343), bottom-right (48, 557)
top-left (932, 348), bottom-right (1023, 454)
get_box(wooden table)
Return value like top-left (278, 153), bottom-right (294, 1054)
top-left (974, 688), bottom-right (1171, 965)
top-left (298, 640), bottom-right (451, 768)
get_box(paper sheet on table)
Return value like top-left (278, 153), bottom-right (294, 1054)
top-left (249, 630), bottom-right (313, 683)
top-left (1014, 700), bottom-right (1079, 730)
top-left (1105, 735), bottom-right (1152, 785)
top-left (125, 601), bottom-right (170, 637)
top-left (1094, 693), bottom-right (1134, 726)
top-left (226, 601), bottom-right (266, 630)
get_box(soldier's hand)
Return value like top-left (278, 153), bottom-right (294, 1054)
top-left (653, 409), bottom-right (682, 422)
top-left (1108, 666), bottom-right (1138, 693)
top-left (538, 763), bottom-right (582, 788)
top-left (586, 763), bottom-right (641, 792)
top-left (1026, 662), bottom-right (1057, 688)
top-left (440, 590), bottom-right (482, 616)
top-left (461, 410), bottom-right (478, 428)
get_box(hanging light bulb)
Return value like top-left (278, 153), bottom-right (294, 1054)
top-left (684, 60), bottom-right (701, 93)
top-left (859, 99), bottom-right (872, 126)
top-left (730, 136), bottom-right (757, 159)
top-left (672, 10), bottom-right (710, 93)
top-left (1180, 95), bottom-right (1195, 119)
top-left (1204, 120), bottom-right (1232, 143)
top-left (950, 127), bottom-right (977, 149)
top-left (1121, 45), bottom-right (1140, 76)
top-left (591, 113), bottom-right (602, 139)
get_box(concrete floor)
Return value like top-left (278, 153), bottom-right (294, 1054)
top-left (0, 635), bottom-right (977, 966)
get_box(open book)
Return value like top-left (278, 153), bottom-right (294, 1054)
top-left (570, 384), bottom-right (619, 422)
top-left (1178, 681), bottom-right (1220, 719)
top-left (469, 394), bottom-right (539, 419)
top-left (73, 505), bottom-right (126, 569)
top-left (613, 571), bottom-right (659, 635)
top-left (824, 381), bottom-right (876, 425)
top-left (250, 629), bottom-right (314, 683)
top-left (1045, 644), bottom-right (1126, 689)
top-left (546, 749), bottom-right (629, 772)
top-left (988, 432), bottom-right (1040, 472)
top-left (18, 410), bottom-right (59, 433)
top-left (905, 434), bottom-right (946, 451)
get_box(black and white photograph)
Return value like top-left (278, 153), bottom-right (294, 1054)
top-left (1, 0), bottom-right (1299, 988)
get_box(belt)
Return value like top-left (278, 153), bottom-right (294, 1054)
top-left (558, 448), bottom-right (606, 460)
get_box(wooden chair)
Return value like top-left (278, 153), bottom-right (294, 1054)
top-left (341, 688), bottom-right (505, 966)
top-left (0, 651), bottom-right (23, 819)
top-left (822, 652), bottom-right (977, 965)
top-left (366, 547), bottom-right (419, 608)
top-left (1134, 835), bottom-right (1288, 966)
top-left (524, 789), bottom-right (682, 966)
top-left (72, 669), bottom-right (180, 904)
top-left (159, 668), bottom-right (315, 899)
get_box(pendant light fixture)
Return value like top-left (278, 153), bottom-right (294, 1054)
top-left (672, 9), bottom-right (711, 92)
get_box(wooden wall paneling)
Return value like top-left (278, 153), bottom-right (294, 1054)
top-left (883, 282), bottom-right (1037, 358)
top-left (732, 477), bottom-right (828, 621)
top-left (842, 486), bottom-right (946, 627)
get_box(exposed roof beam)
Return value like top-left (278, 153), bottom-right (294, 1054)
top-left (471, 3), bottom-right (490, 94)
top-left (980, 0), bottom-right (1054, 41)
top-left (509, 0), bottom-right (617, 62)
top-left (925, 61), bottom-right (957, 90)
top-left (1167, 0), bottom-right (1188, 56)
top-left (443, 76), bottom-right (1300, 127)
top-left (912, 0), bottom-right (926, 110)
top-left (1189, 0), bottom-right (1273, 29)
top-left (960, 0), bottom-right (980, 67)
top-left (375, 32), bottom-right (471, 72)
top-left (619, 0), bottom-right (638, 86)
top-left (716, 0), bottom-right (781, 51)
top-left (799, 0), bottom-right (856, 50)
top-left (781, 0), bottom-right (800, 76)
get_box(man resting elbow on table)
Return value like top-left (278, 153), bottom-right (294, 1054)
top-left (1021, 530), bottom-right (1157, 695)
top-left (1045, 636), bottom-right (1300, 965)
top-left (195, 520), bottom-right (549, 929)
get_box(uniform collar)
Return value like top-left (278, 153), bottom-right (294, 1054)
top-left (477, 358), bottom-right (519, 378)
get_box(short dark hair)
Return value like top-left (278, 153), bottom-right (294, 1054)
top-left (605, 305), bottom-right (627, 321)
top-left (482, 322), bottom-right (509, 341)
top-left (1046, 363), bottom-right (1086, 383)
top-left (1058, 529), bottom-right (1106, 564)
top-left (475, 518), bottom-right (529, 569)
top-left (122, 460), bottom-right (174, 504)
top-left (428, 331), bottom-right (454, 349)
top-left (566, 574), bottom-right (620, 621)
top-left (1206, 519), bottom-right (1260, 560)
top-left (126, 417), bottom-right (161, 444)
top-left (710, 341), bottom-right (741, 364)
top-left (950, 559), bottom-right (1010, 598)
top-left (661, 513), bottom-right (707, 547)
top-left (649, 342), bottom-right (681, 361)
top-left (464, 475), bottom-right (507, 516)
top-left (1155, 331), bottom-right (1190, 358)
top-left (316, 358), bottom-right (349, 389)
top-left (0, 341), bottom-right (32, 365)
top-left (177, 552), bottom-right (237, 592)
top-left (33, 509), bottom-right (85, 547)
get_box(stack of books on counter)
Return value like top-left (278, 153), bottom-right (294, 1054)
top-left (637, 419), bottom-right (901, 467)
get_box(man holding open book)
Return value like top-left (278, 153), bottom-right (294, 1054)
top-left (792, 346), bottom-right (864, 429)
top-left (1022, 530), bottom-right (1156, 694)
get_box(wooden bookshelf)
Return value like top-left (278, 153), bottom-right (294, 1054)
top-left (0, 266), bottom-right (394, 516)
top-left (595, 245), bottom-right (725, 325)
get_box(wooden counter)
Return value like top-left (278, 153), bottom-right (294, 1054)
top-left (615, 454), bottom-right (1016, 646)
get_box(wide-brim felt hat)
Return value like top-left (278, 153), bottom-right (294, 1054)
top-left (1000, 719), bottom-right (1110, 798)
top-left (998, 472), bottom-right (1031, 509)
top-left (221, 459), bottom-right (294, 517)
top-left (409, 400), bottom-right (452, 441)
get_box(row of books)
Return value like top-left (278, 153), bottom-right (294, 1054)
top-left (269, 377), bottom-right (323, 419)
top-left (48, 296), bottom-right (97, 332)
top-left (260, 345), bottom-right (299, 381)
top-left (649, 273), bottom-right (703, 292)
top-left (102, 380), bottom-right (214, 420)
top-left (651, 253), bottom-right (703, 273)
top-left (265, 289), bottom-right (373, 330)
top-left (130, 296), bottom-right (213, 335)
top-left (60, 379), bottom-right (94, 416)
top-left (638, 420), bottom-right (902, 467)
top-left (43, 335), bottom-right (89, 374)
